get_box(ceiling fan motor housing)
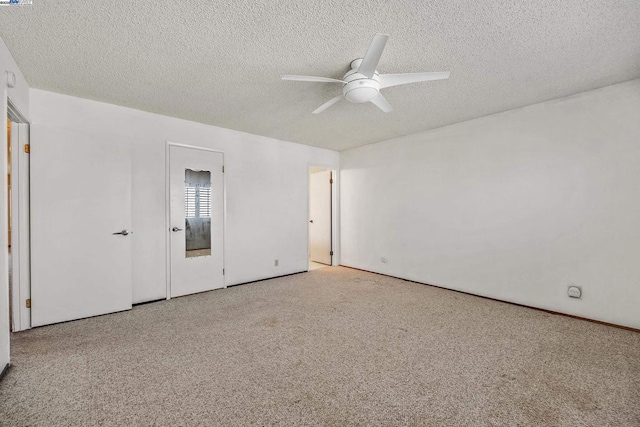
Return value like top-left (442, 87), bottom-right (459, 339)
top-left (342, 67), bottom-right (380, 104)
top-left (280, 34), bottom-right (450, 114)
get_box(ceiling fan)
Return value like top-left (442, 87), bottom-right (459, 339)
top-left (282, 33), bottom-right (450, 114)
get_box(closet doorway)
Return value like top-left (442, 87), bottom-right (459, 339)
top-left (308, 166), bottom-right (335, 270)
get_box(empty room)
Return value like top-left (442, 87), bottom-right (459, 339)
top-left (1, 1), bottom-right (639, 426)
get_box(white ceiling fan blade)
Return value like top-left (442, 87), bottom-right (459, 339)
top-left (370, 93), bottom-right (392, 113)
top-left (379, 72), bottom-right (450, 89)
top-left (281, 75), bottom-right (346, 84)
top-left (312, 95), bottom-right (343, 114)
top-left (357, 33), bottom-right (389, 78)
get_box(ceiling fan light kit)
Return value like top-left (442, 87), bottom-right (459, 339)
top-left (282, 34), bottom-right (450, 114)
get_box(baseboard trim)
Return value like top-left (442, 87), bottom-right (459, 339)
top-left (0, 363), bottom-right (9, 382)
top-left (226, 270), bottom-right (307, 288)
top-left (133, 298), bottom-right (166, 307)
top-left (340, 264), bottom-right (640, 333)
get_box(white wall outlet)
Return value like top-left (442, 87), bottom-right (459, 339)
top-left (380, 257), bottom-right (388, 263)
top-left (568, 286), bottom-right (582, 299)
top-left (6, 71), bottom-right (16, 88)
top-left (274, 259), bottom-right (279, 267)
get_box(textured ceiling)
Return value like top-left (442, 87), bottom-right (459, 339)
top-left (1, 1), bottom-right (639, 151)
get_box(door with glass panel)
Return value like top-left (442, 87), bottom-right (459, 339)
top-left (169, 145), bottom-right (224, 297)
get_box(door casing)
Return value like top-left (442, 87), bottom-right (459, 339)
top-left (7, 100), bottom-right (31, 331)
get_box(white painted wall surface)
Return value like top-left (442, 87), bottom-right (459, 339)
top-left (0, 38), bottom-right (29, 118)
top-left (0, 36), bottom-right (30, 369)
top-left (341, 80), bottom-right (640, 329)
top-left (29, 89), bottom-right (339, 304)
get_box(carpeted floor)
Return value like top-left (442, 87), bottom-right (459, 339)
top-left (1, 267), bottom-right (639, 426)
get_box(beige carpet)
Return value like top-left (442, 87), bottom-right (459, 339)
top-left (1, 267), bottom-right (639, 426)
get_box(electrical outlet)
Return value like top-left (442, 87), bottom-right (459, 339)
top-left (380, 257), bottom-right (388, 264)
top-left (568, 286), bottom-right (581, 299)
top-left (274, 259), bottom-right (279, 267)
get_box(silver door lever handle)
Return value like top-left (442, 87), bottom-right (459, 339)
top-left (172, 227), bottom-right (183, 232)
top-left (112, 230), bottom-right (130, 236)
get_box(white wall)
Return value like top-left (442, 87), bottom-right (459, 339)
top-left (341, 80), bottom-right (640, 329)
top-left (30, 89), bottom-right (339, 304)
top-left (0, 36), bottom-right (30, 369)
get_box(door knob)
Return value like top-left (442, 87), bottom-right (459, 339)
top-left (112, 230), bottom-right (130, 236)
top-left (172, 227), bottom-right (183, 232)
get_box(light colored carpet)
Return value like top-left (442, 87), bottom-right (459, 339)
top-left (1, 267), bottom-right (639, 426)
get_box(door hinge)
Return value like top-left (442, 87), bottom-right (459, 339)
top-left (24, 144), bottom-right (30, 154)
top-left (223, 268), bottom-right (225, 275)
top-left (330, 251), bottom-right (334, 256)
top-left (330, 178), bottom-right (333, 184)
top-left (26, 299), bottom-right (31, 308)
top-left (222, 165), bottom-right (225, 173)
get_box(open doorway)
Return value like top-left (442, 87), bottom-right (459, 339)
top-left (6, 100), bottom-right (31, 332)
top-left (308, 166), bottom-right (335, 271)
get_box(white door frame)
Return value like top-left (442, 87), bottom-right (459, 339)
top-left (165, 141), bottom-right (226, 300)
top-left (307, 163), bottom-right (339, 268)
top-left (7, 99), bottom-right (30, 332)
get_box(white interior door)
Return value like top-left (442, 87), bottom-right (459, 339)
top-left (309, 170), bottom-right (332, 265)
top-left (169, 145), bottom-right (224, 297)
top-left (30, 125), bottom-right (132, 327)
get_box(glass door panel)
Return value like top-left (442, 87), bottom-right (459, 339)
top-left (184, 169), bottom-right (212, 258)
